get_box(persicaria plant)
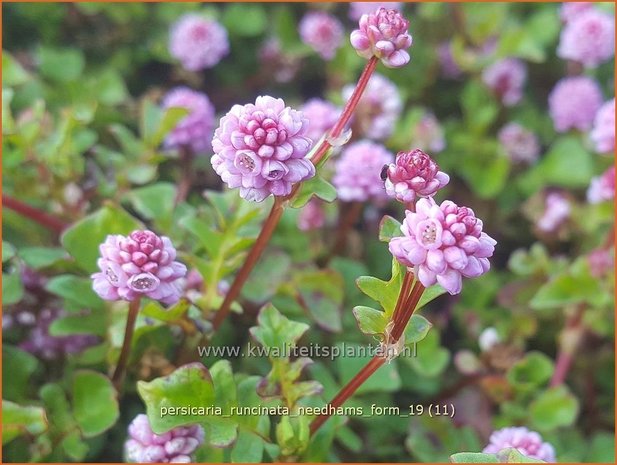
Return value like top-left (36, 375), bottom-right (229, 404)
top-left (3, 3), bottom-right (614, 464)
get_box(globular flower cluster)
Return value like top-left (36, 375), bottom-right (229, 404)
top-left (412, 113), bottom-right (446, 153)
top-left (299, 11), bottom-right (344, 60)
top-left (19, 308), bottom-right (98, 360)
top-left (389, 198), bottom-right (496, 295)
top-left (300, 98), bottom-right (342, 143)
top-left (343, 74), bottom-right (402, 140)
top-left (333, 140), bottom-right (393, 202)
top-left (384, 149), bottom-right (450, 203)
top-left (548, 76), bottom-right (603, 132)
top-left (169, 14), bottom-right (229, 71)
top-left (350, 7), bottom-right (413, 68)
top-left (92, 230), bottom-right (187, 305)
top-left (482, 58), bottom-right (527, 106)
top-left (211, 96), bottom-right (315, 202)
top-left (560, 2), bottom-right (593, 23)
top-left (557, 8), bottom-right (615, 68)
top-left (298, 199), bottom-right (326, 231)
top-left (161, 87), bottom-right (215, 154)
top-left (537, 192), bottom-right (570, 233)
top-left (483, 427), bottom-right (556, 462)
top-left (587, 247), bottom-right (614, 278)
top-left (587, 166), bottom-right (615, 204)
top-left (498, 123), bottom-right (540, 164)
top-left (348, 2), bottom-right (402, 21)
top-left (590, 98), bottom-right (615, 154)
top-left (125, 414), bottom-right (204, 463)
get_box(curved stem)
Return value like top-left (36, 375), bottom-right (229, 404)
top-left (212, 197), bottom-right (285, 330)
top-left (3, 195), bottom-right (66, 234)
top-left (112, 297), bottom-right (141, 391)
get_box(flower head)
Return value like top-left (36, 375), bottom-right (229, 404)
top-left (92, 230), bottom-right (187, 305)
top-left (537, 192), bottom-right (571, 233)
top-left (560, 2), bottom-right (593, 23)
top-left (384, 149), bottom-right (449, 203)
top-left (169, 14), bottom-right (229, 71)
top-left (549, 76), bottom-right (603, 132)
top-left (343, 73), bottom-right (402, 140)
top-left (587, 247), bottom-right (614, 278)
top-left (211, 96), bottom-right (315, 202)
top-left (590, 98), bottom-right (615, 154)
top-left (300, 98), bottom-right (342, 143)
top-left (299, 11), bottom-right (344, 60)
top-left (161, 87), bottom-right (215, 154)
top-left (350, 7), bottom-right (413, 68)
top-left (557, 8), bottom-right (615, 68)
top-left (348, 2), bottom-right (402, 21)
top-left (483, 426), bottom-right (556, 462)
top-left (125, 414), bottom-right (204, 463)
top-left (587, 166), bottom-right (615, 204)
top-left (333, 140), bottom-right (393, 202)
top-left (482, 58), bottom-right (527, 106)
top-left (298, 199), bottom-right (326, 231)
top-left (413, 113), bottom-right (446, 153)
top-left (498, 123), bottom-right (540, 164)
top-left (389, 197), bottom-right (496, 295)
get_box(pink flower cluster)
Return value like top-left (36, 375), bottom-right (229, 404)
top-left (389, 197), bottom-right (496, 295)
top-left (169, 14), bottom-right (229, 71)
top-left (343, 73), bottom-right (402, 140)
top-left (412, 113), bottom-right (446, 153)
top-left (350, 7), bottom-right (413, 68)
top-left (211, 96), bottom-right (315, 202)
top-left (298, 199), bottom-right (326, 231)
top-left (498, 123), bottom-right (540, 164)
top-left (299, 11), bottom-right (344, 60)
top-left (92, 230), bottom-right (187, 305)
top-left (348, 2), bottom-right (402, 21)
top-left (333, 140), bottom-right (393, 202)
top-left (384, 149), bottom-right (450, 203)
top-left (482, 58), bottom-right (527, 106)
top-left (161, 87), bottom-right (215, 154)
top-left (590, 98), bottom-right (615, 154)
top-left (125, 414), bottom-right (204, 463)
top-left (560, 2), bottom-right (593, 24)
top-left (537, 192), bottom-right (570, 233)
top-left (587, 166), bottom-right (615, 204)
top-left (548, 76), bottom-right (603, 132)
top-left (300, 98), bottom-right (342, 143)
top-left (483, 426), bottom-right (556, 462)
top-left (587, 247), bottom-right (614, 278)
top-left (557, 8), bottom-right (615, 68)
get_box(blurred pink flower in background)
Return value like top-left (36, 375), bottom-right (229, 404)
top-left (483, 426), bottom-right (556, 462)
top-left (413, 113), bottom-right (446, 153)
top-left (557, 8), bottom-right (615, 67)
top-left (389, 197), bottom-right (496, 295)
top-left (548, 76), bottom-right (603, 132)
top-left (587, 247), bottom-right (614, 278)
top-left (298, 199), bottom-right (326, 231)
top-left (498, 122), bottom-right (540, 164)
top-left (560, 2), bottom-right (593, 23)
top-left (300, 98), bottom-right (342, 143)
top-left (482, 58), bottom-right (527, 106)
top-left (537, 192), bottom-right (571, 233)
top-left (259, 38), bottom-right (301, 83)
top-left (211, 96), bottom-right (315, 202)
top-left (590, 98), bottom-right (615, 154)
top-left (342, 73), bottom-right (402, 140)
top-left (438, 41), bottom-right (462, 79)
top-left (587, 166), bottom-right (615, 204)
top-left (161, 87), bottom-right (215, 154)
top-left (348, 2), bottom-right (402, 21)
top-left (350, 7), bottom-right (412, 68)
top-left (169, 14), bottom-right (229, 71)
top-left (299, 11), bottom-right (344, 60)
top-left (333, 140), bottom-right (393, 202)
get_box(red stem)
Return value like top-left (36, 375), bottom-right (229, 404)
top-left (112, 297), bottom-right (141, 391)
top-left (3, 195), bottom-right (66, 234)
top-left (212, 197), bottom-right (285, 330)
top-left (390, 270), bottom-right (414, 326)
top-left (549, 305), bottom-right (585, 387)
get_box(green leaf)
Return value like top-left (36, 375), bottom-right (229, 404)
top-left (2, 241), bottom-right (16, 262)
top-left (19, 247), bottom-right (67, 269)
top-left (2, 272), bottom-right (23, 305)
top-left (61, 204), bottom-right (142, 272)
top-left (378, 215), bottom-right (402, 242)
top-left (223, 4), bottom-right (267, 37)
top-left (141, 299), bottom-right (190, 323)
top-left (406, 329), bottom-right (450, 377)
top-left (39, 47), bottom-right (84, 82)
top-left (356, 257), bottom-right (405, 318)
top-left (507, 351), bottom-right (554, 389)
top-left (72, 370), bottom-right (119, 437)
top-left (276, 415), bottom-right (309, 457)
top-left (45, 275), bottom-right (105, 310)
top-left (2, 400), bottom-right (48, 445)
top-left (3, 51), bottom-right (30, 86)
top-left (290, 174), bottom-right (337, 208)
top-left (416, 284), bottom-right (447, 309)
top-left (404, 314), bottom-right (433, 344)
top-left (450, 452), bottom-right (499, 463)
top-left (231, 430), bottom-right (264, 463)
top-left (295, 269), bottom-right (344, 332)
top-left (336, 343), bottom-right (401, 394)
top-left (353, 306), bottom-right (387, 335)
top-left (250, 304), bottom-right (309, 352)
top-left (496, 447), bottom-right (546, 463)
top-left (2, 346), bottom-right (39, 402)
top-left (137, 363), bottom-right (215, 434)
top-left (530, 386), bottom-right (579, 431)
top-left (126, 182), bottom-right (177, 220)
top-left (242, 252), bottom-right (291, 302)
top-left (142, 100), bottom-right (189, 148)
top-left (49, 311), bottom-right (107, 337)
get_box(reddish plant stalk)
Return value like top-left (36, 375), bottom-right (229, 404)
top-left (112, 297), bottom-right (141, 391)
top-left (390, 269), bottom-right (414, 325)
top-left (329, 201), bottom-right (364, 259)
top-left (3, 195), bottom-right (66, 234)
top-left (310, 277), bottom-right (426, 435)
top-left (550, 304), bottom-right (586, 387)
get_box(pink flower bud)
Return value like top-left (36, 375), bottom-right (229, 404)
top-left (549, 76), bottom-right (603, 132)
top-left (498, 123), bottom-right (540, 164)
top-left (558, 8), bottom-right (615, 68)
top-left (299, 11), bottom-right (344, 60)
top-left (587, 166), bottom-right (615, 204)
top-left (537, 192), bottom-right (571, 233)
top-left (482, 58), bottom-right (527, 106)
top-left (169, 14), bottom-right (229, 71)
top-left (483, 426), bottom-right (556, 462)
